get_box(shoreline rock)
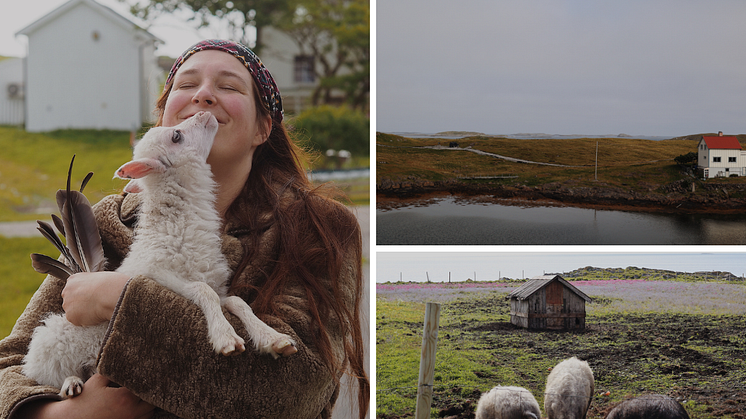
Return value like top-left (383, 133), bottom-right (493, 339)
top-left (376, 179), bottom-right (746, 214)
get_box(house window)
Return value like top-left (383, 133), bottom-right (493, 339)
top-left (294, 55), bottom-right (315, 84)
top-left (729, 157), bottom-right (737, 163)
top-left (713, 157), bottom-right (721, 163)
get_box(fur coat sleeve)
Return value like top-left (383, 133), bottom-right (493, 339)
top-left (0, 191), bottom-right (363, 419)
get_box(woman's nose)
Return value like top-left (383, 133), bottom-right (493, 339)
top-left (192, 85), bottom-right (215, 106)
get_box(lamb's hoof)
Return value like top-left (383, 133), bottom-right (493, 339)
top-left (60, 376), bottom-right (84, 399)
top-left (216, 335), bottom-right (246, 356)
top-left (272, 338), bottom-right (297, 358)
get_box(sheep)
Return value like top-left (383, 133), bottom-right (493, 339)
top-left (605, 394), bottom-right (690, 419)
top-left (544, 357), bottom-right (595, 419)
top-left (475, 385), bottom-right (542, 419)
top-left (23, 111), bottom-right (296, 398)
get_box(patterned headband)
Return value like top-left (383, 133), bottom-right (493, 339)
top-left (165, 39), bottom-right (284, 123)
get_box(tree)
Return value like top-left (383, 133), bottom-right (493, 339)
top-left (276, 0), bottom-right (369, 111)
top-left (121, 0), bottom-right (292, 53)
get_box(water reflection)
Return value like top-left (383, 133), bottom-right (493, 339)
top-left (376, 197), bottom-right (746, 245)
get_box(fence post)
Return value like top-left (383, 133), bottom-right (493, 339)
top-left (415, 302), bottom-right (440, 419)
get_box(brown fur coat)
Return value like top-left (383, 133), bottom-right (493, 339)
top-left (0, 190), bottom-right (362, 419)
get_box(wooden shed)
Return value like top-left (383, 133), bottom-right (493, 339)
top-left (508, 275), bottom-right (591, 330)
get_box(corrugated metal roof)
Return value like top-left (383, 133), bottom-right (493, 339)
top-left (702, 136), bottom-right (742, 150)
top-left (508, 274), bottom-right (591, 302)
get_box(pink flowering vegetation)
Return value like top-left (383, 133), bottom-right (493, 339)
top-left (377, 278), bottom-right (746, 315)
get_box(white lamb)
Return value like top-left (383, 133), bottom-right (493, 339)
top-left (23, 111), bottom-right (296, 398)
top-left (544, 357), bottom-right (595, 419)
top-left (475, 385), bottom-right (541, 419)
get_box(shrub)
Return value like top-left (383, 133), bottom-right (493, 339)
top-left (289, 105), bottom-right (369, 157)
top-left (674, 151), bottom-right (697, 165)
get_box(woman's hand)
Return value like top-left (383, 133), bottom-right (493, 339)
top-left (61, 272), bottom-right (131, 326)
top-left (14, 374), bottom-right (155, 419)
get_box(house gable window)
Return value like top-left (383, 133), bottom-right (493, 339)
top-left (713, 157), bottom-right (721, 163)
top-left (294, 55), bottom-right (315, 84)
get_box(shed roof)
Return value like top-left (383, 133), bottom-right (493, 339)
top-left (701, 136), bottom-right (742, 150)
top-left (508, 274), bottom-right (591, 302)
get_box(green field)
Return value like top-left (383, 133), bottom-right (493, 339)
top-left (376, 133), bottom-right (746, 197)
top-left (377, 283), bottom-right (746, 419)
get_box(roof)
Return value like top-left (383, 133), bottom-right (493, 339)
top-left (701, 136), bottom-right (742, 150)
top-left (508, 274), bottom-right (591, 303)
top-left (16, 0), bottom-right (160, 43)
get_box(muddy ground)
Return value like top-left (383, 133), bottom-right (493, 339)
top-left (377, 291), bottom-right (746, 419)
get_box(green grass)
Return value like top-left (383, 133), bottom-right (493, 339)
top-left (0, 126), bottom-right (134, 221)
top-left (0, 236), bottom-right (57, 338)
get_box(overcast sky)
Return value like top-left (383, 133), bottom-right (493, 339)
top-left (377, 0), bottom-right (746, 137)
top-left (0, 0), bottom-right (235, 58)
top-left (376, 251), bottom-right (746, 282)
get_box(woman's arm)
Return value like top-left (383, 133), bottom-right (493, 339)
top-left (96, 271), bottom-right (350, 419)
top-left (11, 374), bottom-right (154, 419)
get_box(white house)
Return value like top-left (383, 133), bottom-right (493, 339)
top-left (16, 0), bottom-right (162, 132)
top-left (0, 57), bottom-right (24, 125)
top-left (697, 133), bottom-right (746, 178)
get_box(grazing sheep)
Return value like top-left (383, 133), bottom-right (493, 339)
top-left (545, 357), bottom-right (595, 419)
top-left (605, 394), bottom-right (690, 419)
top-left (475, 385), bottom-right (542, 419)
top-left (23, 111), bottom-right (296, 398)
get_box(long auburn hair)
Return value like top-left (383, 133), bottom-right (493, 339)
top-left (154, 75), bottom-right (369, 418)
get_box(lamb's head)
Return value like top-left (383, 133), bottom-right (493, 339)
top-left (115, 111), bottom-right (218, 190)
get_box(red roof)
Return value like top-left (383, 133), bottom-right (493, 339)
top-left (702, 136), bottom-right (742, 150)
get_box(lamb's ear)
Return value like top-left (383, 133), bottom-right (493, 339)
top-left (122, 179), bottom-right (143, 193)
top-left (115, 158), bottom-right (166, 180)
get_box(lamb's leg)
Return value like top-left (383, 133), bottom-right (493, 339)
top-left (22, 314), bottom-right (105, 398)
top-left (182, 282), bottom-right (246, 355)
top-left (222, 296), bottom-right (297, 359)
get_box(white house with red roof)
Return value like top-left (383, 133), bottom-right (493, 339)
top-left (697, 132), bottom-right (745, 178)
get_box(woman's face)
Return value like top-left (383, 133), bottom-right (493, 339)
top-left (162, 50), bottom-right (270, 170)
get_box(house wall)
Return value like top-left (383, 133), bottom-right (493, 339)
top-left (0, 58), bottom-right (24, 125)
top-left (24, 1), bottom-right (156, 132)
top-left (260, 27), bottom-right (315, 117)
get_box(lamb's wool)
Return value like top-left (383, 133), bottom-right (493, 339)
top-left (475, 386), bottom-right (541, 419)
top-left (544, 357), bottom-right (594, 419)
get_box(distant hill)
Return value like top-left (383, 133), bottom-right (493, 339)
top-left (435, 131), bottom-right (486, 137)
top-left (668, 133), bottom-right (746, 144)
top-left (559, 266), bottom-right (742, 282)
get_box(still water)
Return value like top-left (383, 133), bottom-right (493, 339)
top-left (376, 197), bottom-right (746, 245)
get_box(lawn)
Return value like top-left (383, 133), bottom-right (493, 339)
top-left (0, 125), bottom-right (370, 222)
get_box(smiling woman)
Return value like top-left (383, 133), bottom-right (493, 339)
top-left (0, 39), bottom-right (368, 419)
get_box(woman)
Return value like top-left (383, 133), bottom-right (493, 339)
top-left (0, 39), bottom-right (368, 419)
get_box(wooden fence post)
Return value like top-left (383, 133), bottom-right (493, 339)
top-left (415, 302), bottom-right (440, 419)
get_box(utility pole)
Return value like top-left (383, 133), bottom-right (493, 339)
top-left (595, 141), bottom-right (598, 181)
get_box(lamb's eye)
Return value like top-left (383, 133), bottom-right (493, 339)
top-left (172, 130), bottom-right (183, 144)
